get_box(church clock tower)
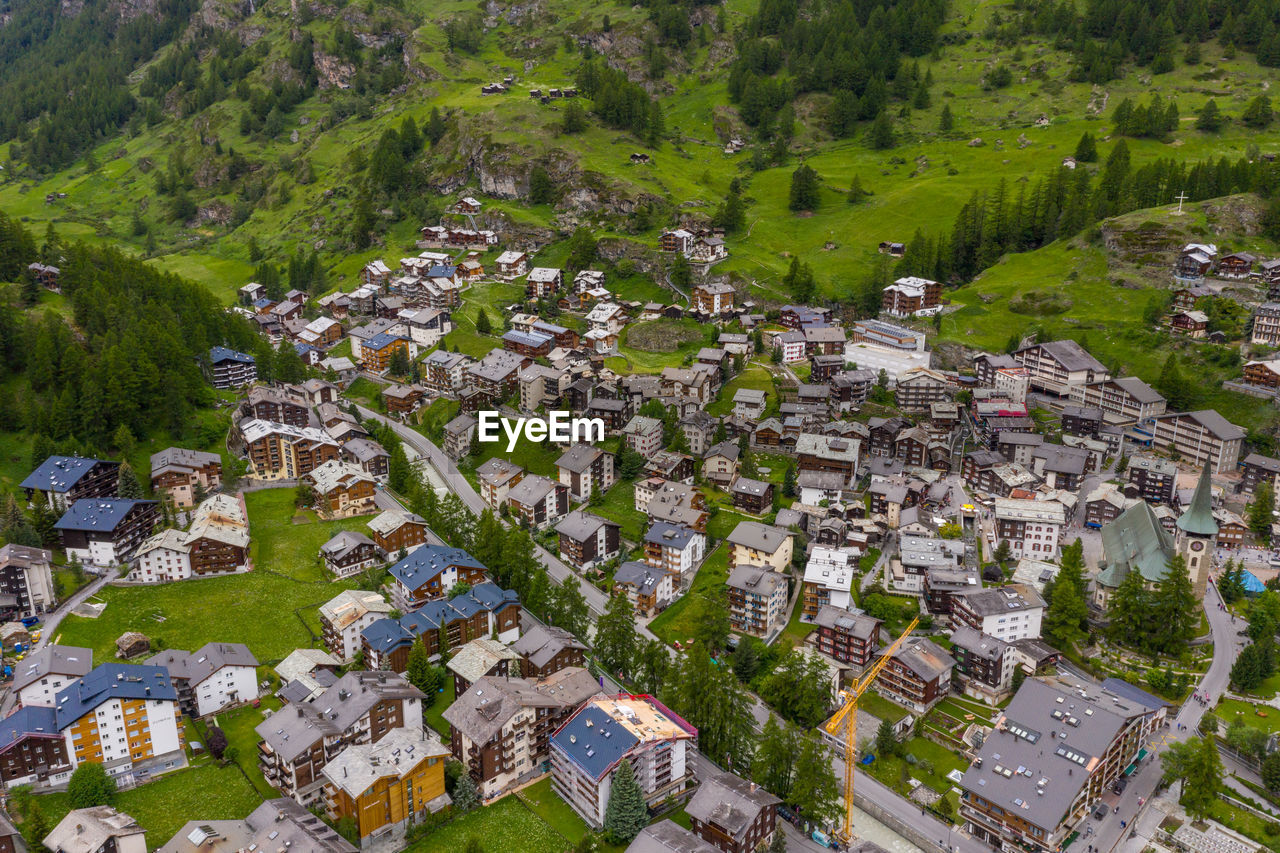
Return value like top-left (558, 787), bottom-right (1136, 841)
top-left (1175, 464), bottom-right (1218, 599)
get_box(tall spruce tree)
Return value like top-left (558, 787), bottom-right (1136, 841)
top-left (603, 759), bottom-right (648, 843)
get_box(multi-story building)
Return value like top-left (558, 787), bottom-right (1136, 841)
top-left (255, 671), bottom-right (425, 806)
top-left (319, 530), bottom-right (384, 578)
top-left (131, 494), bottom-right (249, 583)
top-left (55, 664), bottom-right (186, 784)
top-left (56, 499), bottom-right (159, 568)
top-left (813, 606), bottom-right (881, 668)
top-left (20, 456), bottom-right (121, 512)
top-left (881, 276), bottom-right (942, 317)
top-left (209, 346), bottom-right (257, 389)
top-left (388, 545), bottom-right (488, 611)
top-left (1083, 482), bottom-right (1137, 529)
top-left (13, 644), bottom-right (92, 709)
top-left (960, 677), bottom-right (1167, 853)
top-left (148, 448), bottom-right (222, 509)
top-left (849, 319), bottom-right (926, 352)
top-left (622, 415), bottom-right (665, 457)
top-left (686, 772), bottom-right (781, 853)
top-left (506, 475), bottom-right (570, 528)
top-left (368, 509), bottom-right (431, 556)
top-left (1241, 453), bottom-right (1280, 495)
top-left (555, 511), bottom-right (621, 571)
top-left (948, 626), bottom-right (1015, 702)
top-left (726, 565), bottom-right (789, 638)
top-left (1242, 358), bottom-right (1280, 390)
top-left (642, 480), bottom-right (709, 532)
top-left (361, 584), bottom-right (521, 671)
top-left (1150, 410), bottom-right (1246, 474)
top-left (526, 267), bottom-right (563, 298)
top-left (992, 498), bottom-right (1067, 560)
top-left (239, 419), bottom-right (341, 480)
top-left (950, 585), bottom-right (1045, 642)
top-left (894, 368), bottom-right (954, 411)
top-left (320, 590), bottom-right (393, 663)
top-left (1068, 376), bottom-right (1166, 425)
top-left (1012, 340), bottom-right (1110, 396)
top-left (476, 459), bottom-right (524, 510)
top-left (321, 728), bottom-right (451, 845)
top-left (726, 522), bottom-right (793, 572)
top-left (0, 704), bottom-right (73, 789)
top-left (1126, 455), bottom-right (1178, 504)
top-left (513, 624), bottom-right (588, 680)
top-left (242, 386), bottom-right (311, 428)
top-left (551, 695), bottom-right (697, 828)
top-left (801, 547), bottom-right (859, 618)
top-left (873, 637), bottom-right (955, 713)
top-left (1252, 302), bottom-right (1280, 346)
top-left (613, 561), bottom-right (674, 615)
top-left (423, 350), bottom-right (472, 393)
top-left (692, 281), bottom-right (736, 315)
top-left (556, 444), bottom-right (615, 503)
top-left (147, 642), bottom-right (260, 718)
top-left (355, 333), bottom-right (413, 375)
top-left (445, 667), bottom-right (602, 800)
top-left (0, 544), bottom-right (55, 622)
top-left (446, 638), bottom-right (523, 697)
top-left (794, 433), bottom-right (860, 479)
top-left (302, 460), bottom-right (377, 519)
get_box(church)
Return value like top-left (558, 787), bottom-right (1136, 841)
top-left (1092, 464), bottom-right (1217, 608)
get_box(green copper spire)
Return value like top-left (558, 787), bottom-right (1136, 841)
top-left (1177, 463), bottom-right (1219, 537)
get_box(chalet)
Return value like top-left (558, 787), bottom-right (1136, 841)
top-left (209, 346), bottom-right (257, 389)
top-left (732, 388), bottom-right (767, 420)
top-left (1169, 310), bottom-right (1208, 338)
top-left (494, 251), bottom-right (529, 278)
top-left (446, 637), bottom-right (521, 696)
top-left (341, 438), bottom-right (390, 481)
top-left (1177, 242), bottom-right (1217, 279)
top-left (1241, 453), bottom-right (1280, 495)
top-left (1060, 405), bottom-right (1104, 438)
top-left (643, 522), bottom-right (705, 580)
top-left (660, 366), bottom-right (715, 404)
top-left (1219, 250), bottom-right (1257, 278)
top-left (503, 329), bottom-right (555, 358)
top-left (613, 561), bottom-right (673, 616)
top-left (1243, 359), bottom-right (1280, 390)
top-left (361, 583), bottom-right (521, 671)
top-left (690, 236), bottom-right (728, 264)
top-left (555, 511), bottom-right (621, 571)
top-left (477, 459), bottom-right (524, 510)
top-left (526, 267), bottom-right (563, 298)
top-left (881, 276), bottom-right (942, 317)
top-left (661, 229), bottom-right (694, 254)
top-left (362, 260), bottom-right (393, 286)
top-left (320, 531), bottom-right (385, 578)
top-left (21, 456), bottom-right (121, 512)
top-left (1253, 303), bottom-right (1280, 346)
top-left (239, 282), bottom-right (266, 305)
top-left (243, 386), bottom-right (310, 427)
top-left (302, 460), bottom-right (377, 519)
top-left (795, 433), bottom-right (860, 478)
top-left (873, 637), bottom-right (955, 713)
top-left (727, 521), bottom-right (792, 572)
top-left (693, 281), bottom-right (736, 315)
top-left (703, 440), bottom-right (741, 487)
top-left (514, 624), bottom-right (588, 679)
top-left (56, 499), bottom-right (159, 567)
top-left (719, 333), bottom-right (751, 355)
top-left (368, 510), bottom-right (430, 558)
top-left (355, 333), bottom-right (412, 375)
top-left (643, 480), bottom-right (709, 532)
top-left (382, 383), bottom-right (426, 417)
top-left (388, 545), bottom-right (489, 610)
top-left (804, 326), bottom-right (847, 356)
top-left (507, 475), bottom-right (570, 528)
top-left (1215, 508), bottom-right (1248, 548)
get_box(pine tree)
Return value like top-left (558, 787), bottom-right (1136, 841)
top-left (1108, 567), bottom-right (1151, 648)
top-left (788, 164), bottom-right (820, 212)
top-left (528, 166), bottom-right (554, 204)
top-left (875, 719), bottom-right (898, 758)
top-left (596, 591), bottom-right (639, 677)
top-left (869, 110), bottom-right (896, 149)
top-left (603, 759), bottom-right (649, 844)
top-left (1074, 131), bottom-right (1098, 162)
top-left (783, 463), bottom-right (796, 498)
top-left (406, 639), bottom-right (432, 692)
top-left (1196, 99), bottom-right (1223, 131)
top-left (1043, 539), bottom-right (1089, 651)
top-left (453, 772), bottom-right (480, 812)
top-left (847, 175), bottom-right (871, 205)
top-left (787, 732), bottom-right (841, 826)
top-left (939, 103), bottom-right (954, 133)
top-left (753, 716), bottom-right (797, 798)
top-left (1249, 480), bottom-right (1274, 543)
top-left (475, 309), bottom-right (492, 335)
top-left (427, 107), bottom-right (447, 145)
top-left (116, 462), bottom-right (143, 499)
top-left (1242, 95), bottom-right (1274, 128)
top-left (1152, 553), bottom-right (1198, 655)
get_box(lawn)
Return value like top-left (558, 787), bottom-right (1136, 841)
top-left (517, 777), bottom-right (626, 853)
top-left (206, 697), bottom-right (283, 799)
top-left (1206, 799), bottom-right (1280, 849)
top-left (34, 760), bottom-right (263, 850)
top-left (706, 365), bottom-right (776, 417)
top-left (649, 543), bottom-right (729, 647)
top-left (858, 691), bottom-right (910, 725)
top-left (405, 795), bottom-right (571, 853)
top-left (779, 595), bottom-right (815, 649)
top-left (55, 489), bottom-right (368, 665)
top-left (594, 480), bottom-right (649, 543)
top-left (424, 678), bottom-right (456, 740)
top-left (1216, 699), bottom-right (1280, 734)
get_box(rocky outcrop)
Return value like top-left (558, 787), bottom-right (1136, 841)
top-left (195, 200), bottom-right (233, 226)
top-left (597, 237), bottom-right (664, 274)
top-left (314, 51), bottom-right (355, 90)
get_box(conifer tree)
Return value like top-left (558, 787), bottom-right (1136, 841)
top-left (603, 759), bottom-right (648, 843)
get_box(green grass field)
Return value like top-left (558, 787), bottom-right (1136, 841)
top-left (404, 795), bottom-right (571, 853)
top-left (54, 488), bottom-right (366, 664)
top-left (649, 543), bottom-right (729, 646)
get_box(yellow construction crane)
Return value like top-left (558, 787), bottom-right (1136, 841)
top-left (823, 616), bottom-right (920, 843)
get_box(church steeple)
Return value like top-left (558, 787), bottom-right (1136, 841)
top-left (1177, 463), bottom-right (1219, 537)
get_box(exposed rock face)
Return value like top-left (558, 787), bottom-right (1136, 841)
top-left (193, 157), bottom-right (229, 189)
top-left (195, 200), bottom-right (232, 226)
top-left (314, 51), bottom-right (356, 89)
top-left (598, 237), bottom-right (664, 274)
top-left (109, 0), bottom-right (158, 21)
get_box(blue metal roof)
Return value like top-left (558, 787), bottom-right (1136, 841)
top-left (360, 582), bottom-right (518, 654)
top-left (55, 664), bottom-right (177, 729)
top-left (20, 456), bottom-right (109, 493)
top-left (0, 706), bottom-right (59, 751)
top-left (210, 346), bottom-right (255, 365)
top-left (551, 703), bottom-right (638, 780)
top-left (252, 297), bottom-right (273, 309)
top-left (389, 546), bottom-right (486, 588)
top-left (55, 499), bottom-right (155, 532)
top-left (426, 265), bottom-right (457, 278)
top-left (360, 619), bottom-right (413, 653)
top-left (1100, 677), bottom-right (1169, 711)
top-left (294, 343), bottom-right (318, 355)
top-left (1243, 570), bottom-right (1267, 593)
top-left (363, 332), bottom-right (406, 351)
top-left (469, 582), bottom-right (518, 610)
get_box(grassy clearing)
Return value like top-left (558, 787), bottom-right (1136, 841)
top-left (517, 778), bottom-right (627, 853)
top-left (1217, 698), bottom-right (1280, 733)
top-left (34, 760), bottom-right (263, 850)
top-left (208, 697), bottom-right (283, 799)
top-left (56, 488), bottom-right (365, 665)
top-left (649, 543), bottom-right (729, 647)
top-left (594, 480), bottom-right (649, 543)
top-left (706, 365), bottom-right (776, 417)
top-left (858, 691), bottom-right (911, 725)
top-left (405, 795), bottom-right (570, 853)
top-left (424, 677), bottom-right (456, 741)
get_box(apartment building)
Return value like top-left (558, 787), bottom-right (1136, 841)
top-left (0, 704), bottom-right (73, 789)
top-left (1150, 410), bottom-right (1246, 474)
top-left (960, 677), bottom-right (1167, 853)
top-left (1126, 455), bottom-right (1178, 504)
top-left (1252, 302), bottom-right (1280, 346)
top-left (1012, 340), bottom-right (1110, 396)
top-left (948, 626), bottom-right (1016, 702)
top-left (13, 645), bottom-right (92, 709)
top-left (556, 444), bottom-right (615, 503)
top-left (388, 545), bottom-right (489, 611)
top-left (444, 667), bottom-right (601, 800)
top-left (476, 459), bottom-right (525, 511)
top-left (209, 346), bottom-right (257, 389)
top-left (242, 386), bottom-right (311, 428)
top-left (360, 584), bottom-right (521, 671)
top-left (255, 671), bottom-right (425, 806)
top-left (950, 586), bottom-right (1045, 643)
top-left (148, 448), bottom-right (222, 509)
top-left (555, 511), bottom-right (621, 571)
top-left (801, 547), bottom-right (859, 618)
top-left (1068, 377), bottom-right (1166, 425)
top-left (239, 419), bottom-right (341, 480)
top-left (726, 565), bottom-right (789, 638)
top-left (56, 499), bottom-right (160, 568)
top-left (726, 522), bottom-right (793, 572)
top-left (686, 772), bottom-right (781, 853)
top-left (551, 695), bottom-right (697, 828)
top-left (873, 637), bottom-right (955, 713)
top-left (992, 498), bottom-right (1067, 560)
top-left (881, 276), bottom-right (942, 317)
top-left (55, 664), bottom-right (186, 784)
top-left (21, 456), bottom-right (120, 512)
top-left (813, 606), bottom-right (882, 668)
top-left (507, 475), bottom-right (570, 528)
top-left (147, 642), bottom-right (260, 718)
top-left (302, 460), bottom-right (377, 519)
top-left (131, 494), bottom-right (250, 582)
top-left (0, 544), bottom-right (56, 622)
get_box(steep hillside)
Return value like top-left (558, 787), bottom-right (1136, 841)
top-left (0, 0), bottom-right (1279, 298)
